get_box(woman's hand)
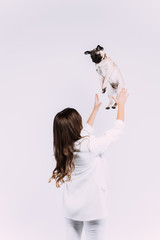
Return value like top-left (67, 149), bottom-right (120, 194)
top-left (93, 94), bottom-right (102, 112)
top-left (112, 88), bottom-right (129, 106)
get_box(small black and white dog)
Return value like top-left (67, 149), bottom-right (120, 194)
top-left (84, 45), bottom-right (125, 109)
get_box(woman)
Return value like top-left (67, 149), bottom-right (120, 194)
top-left (49, 88), bottom-right (129, 240)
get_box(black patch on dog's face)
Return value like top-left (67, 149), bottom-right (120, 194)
top-left (90, 52), bottom-right (102, 63)
top-left (84, 45), bottom-right (104, 64)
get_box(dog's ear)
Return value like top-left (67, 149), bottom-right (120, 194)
top-left (96, 45), bottom-right (103, 51)
top-left (84, 51), bottom-right (91, 55)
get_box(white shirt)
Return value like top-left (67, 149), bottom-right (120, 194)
top-left (62, 119), bottom-right (125, 221)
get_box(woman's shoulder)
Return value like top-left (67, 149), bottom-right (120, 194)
top-left (74, 135), bottom-right (89, 151)
top-left (81, 123), bottom-right (95, 137)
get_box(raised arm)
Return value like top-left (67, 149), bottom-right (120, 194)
top-left (87, 88), bottom-right (129, 155)
top-left (87, 94), bottom-right (102, 127)
top-left (112, 87), bottom-right (129, 121)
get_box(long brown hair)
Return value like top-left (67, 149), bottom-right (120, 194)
top-left (48, 108), bottom-right (83, 187)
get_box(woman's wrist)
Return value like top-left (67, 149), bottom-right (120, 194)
top-left (118, 103), bottom-right (125, 108)
top-left (87, 94), bottom-right (101, 127)
top-left (117, 103), bottom-right (125, 121)
top-left (87, 108), bottom-right (98, 127)
top-left (92, 108), bottom-right (99, 113)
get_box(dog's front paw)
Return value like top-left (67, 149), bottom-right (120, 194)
top-left (102, 87), bottom-right (107, 94)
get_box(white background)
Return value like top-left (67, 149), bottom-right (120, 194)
top-left (0, 0), bottom-right (160, 239)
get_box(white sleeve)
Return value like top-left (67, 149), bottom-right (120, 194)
top-left (88, 119), bottom-right (125, 155)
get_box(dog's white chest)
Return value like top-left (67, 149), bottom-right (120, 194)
top-left (96, 65), bottom-right (107, 77)
top-left (96, 57), bottom-right (115, 78)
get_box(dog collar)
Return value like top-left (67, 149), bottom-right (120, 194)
top-left (103, 53), bottom-right (107, 60)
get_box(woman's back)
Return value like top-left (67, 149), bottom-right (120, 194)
top-left (62, 120), bottom-right (124, 221)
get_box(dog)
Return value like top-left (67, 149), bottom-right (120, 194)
top-left (84, 45), bottom-right (125, 109)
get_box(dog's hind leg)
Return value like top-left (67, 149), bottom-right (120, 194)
top-left (112, 102), bottom-right (117, 109)
top-left (106, 93), bottom-right (114, 110)
top-left (111, 90), bottom-right (118, 109)
top-left (111, 88), bottom-right (122, 109)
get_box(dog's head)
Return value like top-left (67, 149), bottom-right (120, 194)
top-left (84, 45), bottom-right (105, 64)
